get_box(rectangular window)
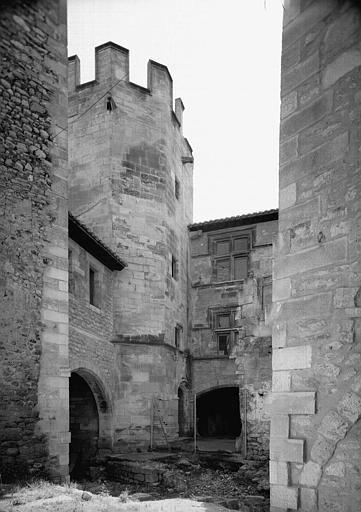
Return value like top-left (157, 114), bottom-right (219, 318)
top-left (210, 230), bottom-right (250, 282)
top-left (68, 249), bottom-right (74, 295)
top-left (175, 177), bottom-right (180, 200)
top-left (217, 333), bottom-right (229, 355)
top-left (89, 268), bottom-right (95, 305)
top-left (89, 267), bottom-right (100, 308)
top-left (171, 255), bottom-right (178, 280)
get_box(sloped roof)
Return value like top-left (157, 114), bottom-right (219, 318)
top-left (68, 213), bottom-right (126, 271)
top-left (188, 208), bottom-right (278, 232)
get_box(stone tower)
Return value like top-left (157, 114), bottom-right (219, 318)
top-left (68, 43), bottom-right (193, 446)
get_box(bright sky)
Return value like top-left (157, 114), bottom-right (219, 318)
top-left (68, 0), bottom-right (283, 223)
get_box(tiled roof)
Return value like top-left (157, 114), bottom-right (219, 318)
top-left (188, 208), bottom-right (278, 232)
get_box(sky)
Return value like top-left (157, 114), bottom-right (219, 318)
top-left (68, 0), bottom-right (283, 223)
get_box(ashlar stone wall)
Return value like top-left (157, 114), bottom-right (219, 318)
top-left (68, 44), bottom-right (193, 447)
top-left (271, 1), bottom-right (361, 510)
top-left (0, 0), bottom-right (69, 481)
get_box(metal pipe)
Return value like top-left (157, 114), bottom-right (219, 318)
top-left (243, 389), bottom-right (247, 459)
top-left (194, 393), bottom-right (197, 453)
top-left (150, 396), bottom-right (154, 450)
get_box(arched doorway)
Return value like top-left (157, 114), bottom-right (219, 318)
top-left (69, 369), bottom-right (111, 477)
top-left (196, 386), bottom-right (241, 438)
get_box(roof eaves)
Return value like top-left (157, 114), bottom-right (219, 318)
top-left (68, 213), bottom-right (127, 271)
top-left (188, 208), bottom-right (279, 232)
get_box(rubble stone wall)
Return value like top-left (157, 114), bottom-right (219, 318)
top-left (0, 0), bottom-right (69, 481)
top-left (190, 218), bottom-right (277, 459)
top-left (271, 1), bottom-right (361, 509)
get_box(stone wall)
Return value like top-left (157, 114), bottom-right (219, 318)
top-left (190, 216), bottom-right (277, 459)
top-left (68, 44), bottom-right (193, 447)
top-left (271, 1), bottom-right (361, 510)
top-left (0, 0), bottom-right (69, 481)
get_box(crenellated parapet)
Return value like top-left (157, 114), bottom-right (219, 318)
top-left (68, 41), bottom-right (182, 119)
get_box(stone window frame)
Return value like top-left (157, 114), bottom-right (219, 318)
top-left (209, 306), bottom-right (239, 356)
top-left (208, 227), bottom-right (252, 283)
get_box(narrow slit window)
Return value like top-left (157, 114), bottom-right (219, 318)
top-left (175, 325), bottom-right (182, 349)
top-left (89, 268), bottom-right (95, 305)
top-left (175, 177), bottom-right (180, 200)
top-left (172, 255), bottom-right (178, 280)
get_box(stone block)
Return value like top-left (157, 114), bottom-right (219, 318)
top-left (272, 323), bottom-right (287, 349)
top-left (281, 91), bottom-right (333, 140)
top-left (280, 132), bottom-right (349, 188)
top-left (318, 410), bottom-right (348, 442)
top-left (273, 345), bottom-right (312, 371)
top-left (273, 371), bottom-right (291, 392)
top-left (323, 49), bottom-right (361, 89)
top-left (275, 238), bottom-right (347, 279)
top-left (270, 438), bottom-right (304, 462)
top-left (270, 460), bottom-right (289, 485)
top-left (334, 287), bottom-right (359, 308)
top-left (300, 487), bottom-right (317, 512)
top-left (279, 182), bottom-right (297, 210)
top-left (271, 391), bottom-right (316, 415)
top-left (281, 91), bottom-right (297, 119)
top-left (270, 484), bottom-right (298, 510)
top-left (273, 278), bottom-right (291, 302)
top-left (324, 461), bottom-right (345, 477)
top-left (336, 392), bottom-right (361, 423)
top-left (280, 196), bottom-right (319, 231)
top-left (270, 415), bottom-right (289, 439)
top-left (299, 460), bottom-right (322, 487)
top-left (324, 9), bottom-right (361, 62)
top-left (282, 0), bottom-right (301, 28)
top-left (282, 0), bottom-right (334, 50)
top-left (281, 53), bottom-right (319, 96)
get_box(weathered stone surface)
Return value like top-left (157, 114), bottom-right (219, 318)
top-left (270, 484), bottom-right (298, 510)
top-left (318, 411), bottom-right (348, 442)
top-left (271, 392), bottom-right (315, 415)
top-left (0, 0), bottom-right (69, 481)
top-left (273, 346), bottom-right (312, 371)
top-left (270, 460), bottom-right (289, 485)
top-left (274, 1), bottom-right (361, 508)
top-left (299, 461), bottom-right (322, 487)
top-left (323, 49), bottom-right (361, 89)
top-left (271, 438), bottom-right (304, 463)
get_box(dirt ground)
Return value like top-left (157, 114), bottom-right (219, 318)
top-left (0, 453), bottom-right (269, 512)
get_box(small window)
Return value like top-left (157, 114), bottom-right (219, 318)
top-left (171, 255), bottom-right (178, 280)
top-left (175, 325), bottom-right (182, 349)
top-left (175, 177), bottom-right (180, 199)
top-left (217, 333), bottom-right (229, 355)
top-left (89, 267), bottom-right (100, 308)
top-left (68, 250), bottom-right (74, 295)
top-left (106, 95), bottom-right (116, 111)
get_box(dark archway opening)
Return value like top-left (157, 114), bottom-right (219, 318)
top-left (197, 387), bottom-right (241, 437)
top-left (69, 372), bottom-right (99, 478)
